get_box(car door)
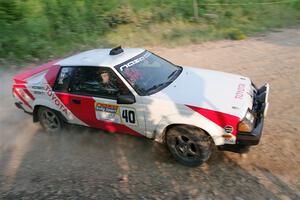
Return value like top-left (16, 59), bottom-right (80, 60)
top-left (55, 66), bottom-right (146, 136)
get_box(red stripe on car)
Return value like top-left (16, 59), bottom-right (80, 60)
top-left (13, 84), bottom-right (26, 89)
top-left (14, 88), bottom-right (33, 110)
top-left (45, 65), bottom-right (61, 87)
top-left (13, 59), bottom-right (61, 82)
top-left (23, 88), bottom-right (35, 100)
top-left (186, 105), bottom-right (240, 135)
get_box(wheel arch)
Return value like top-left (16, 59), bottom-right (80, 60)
top-left (33, 105), bottom-right (41, 122)
top-left (33, 105), bottom-right (67, 123)
top-left (157, 123), bottom-right (215, 145)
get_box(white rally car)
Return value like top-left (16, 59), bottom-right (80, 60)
top-left (13, 46), bottom-right (269, 166)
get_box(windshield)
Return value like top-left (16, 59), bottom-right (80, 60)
top-left (115, 51), bottom-right (182, 95)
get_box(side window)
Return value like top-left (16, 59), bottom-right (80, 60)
top-left (70, 67), bottom-right (131, 99)
top-left (53, 67), bottom-right (74, 92)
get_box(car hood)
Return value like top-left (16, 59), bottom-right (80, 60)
top-left (151, 66), bottom-right (254, 119)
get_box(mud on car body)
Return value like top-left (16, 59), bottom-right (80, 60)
top-left (12, 46), bottom-right (269, 166)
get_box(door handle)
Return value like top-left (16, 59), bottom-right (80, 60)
top-left (72, 99), bottom-right (81, 104)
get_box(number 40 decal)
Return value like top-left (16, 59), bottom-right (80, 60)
top-left (121, 107), bottom-right (137, 125)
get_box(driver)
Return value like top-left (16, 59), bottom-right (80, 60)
top-left (99, 70), bottom-right (118, 92)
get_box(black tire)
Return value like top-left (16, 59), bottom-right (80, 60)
top-left (166, 126), bottom-right (213, 167)
top-left (37, 107), bottom-right (63, 133)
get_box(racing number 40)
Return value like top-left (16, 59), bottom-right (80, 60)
top-left (122, 109), bottom-right (135, 124)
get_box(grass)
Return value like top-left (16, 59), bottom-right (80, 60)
top-left (1, 0), bottom-right (300, 67)
top-left (100, 2), bottom-right (300, 47)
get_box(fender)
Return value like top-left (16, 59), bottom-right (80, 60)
top-left (154, 112), bottom-right (227, 145)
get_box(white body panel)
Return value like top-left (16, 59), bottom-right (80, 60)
top-left (151, 67), bottom-right (253, 119)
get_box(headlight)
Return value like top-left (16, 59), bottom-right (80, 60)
top-left (245, 111), bottom-right (255, 124)
top-left (238, 110), bottom-right (255, 132)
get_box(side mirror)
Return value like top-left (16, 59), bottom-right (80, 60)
top-left (117, 94), bottom-right (136, 104)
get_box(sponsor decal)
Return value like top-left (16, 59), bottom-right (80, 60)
top-left (123, 68), bottom-right (142, 84)
top-left (235, 83), bottom-right (245, 99)
top-left (224, 137), bottom-right (235, 144)
top-left (119, 52), bottom-right (151, 72)
top-left (95, 102), bottom-right (137, 126)
top-left (31, 86), bottom-right (45, 90)
top-left (96, 103), bottom-right (118, 113)
top-left (45, 85), bottom-right (70, 117)
top-left (222, 134), bottom-right (232, 139)
top-left (95, 103), bottom-right (121, 123)
top-left (224, 125), bottom-right (233, 133)
top-left (33, 91), bottom-right (45, 95)
top-left (223, 126), bottom-right (236, 144)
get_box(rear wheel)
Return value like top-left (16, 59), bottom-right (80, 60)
top-left (38, 107), bottom-right (63, 133)
top-left (166, 126), bottom-right (213, 167)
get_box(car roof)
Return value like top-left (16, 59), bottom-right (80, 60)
top-left (57, 48), bottom-right (145, 67)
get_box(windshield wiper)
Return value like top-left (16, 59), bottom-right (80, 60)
top-left (167, 69), bottom-right (179, 79)
top-left (146, 81), bottom-right (173, 95)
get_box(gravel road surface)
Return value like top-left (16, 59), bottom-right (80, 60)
top-left (0, 28), bottom-right (299, 200)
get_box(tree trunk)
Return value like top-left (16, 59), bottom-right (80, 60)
top-left (193, 0), bottom-right (199, 20)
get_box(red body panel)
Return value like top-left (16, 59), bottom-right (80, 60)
top-left (45, 65), bottom-right (61, 87)
top-left (186, 105), bottom-right (240, 135)
top-left (55, 92), bottom-right (143, 137)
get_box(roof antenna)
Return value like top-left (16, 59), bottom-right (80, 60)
top-left (109, 46), bottom-right (124, 55)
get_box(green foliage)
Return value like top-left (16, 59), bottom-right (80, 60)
top-left (224, 28), bottom-right (247, 40)
top-left (294, 0), bottom-right (300, 9)
top-left (0, 0), bottom-right (299, 65)
top-left (104, 6), bottom-right (133, 28)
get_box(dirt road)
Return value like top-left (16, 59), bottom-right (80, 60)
top-left (1, 29), bottom-right (299, 200)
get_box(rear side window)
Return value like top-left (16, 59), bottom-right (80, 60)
top-left (53, 67), bottom-right (74, 92)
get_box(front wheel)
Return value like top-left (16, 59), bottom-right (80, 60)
top-left (166, 126), bottom-right (213, 167)
top-left (38, 107), bottom-right (63, 133)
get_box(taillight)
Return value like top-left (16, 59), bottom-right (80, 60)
top-left (13, 85), bottom-right (35, 101)
top-left (17, 88), bottom-right (30, 101)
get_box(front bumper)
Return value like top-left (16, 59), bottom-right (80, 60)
top-left (219, 83), bottom-right (269, 152)
top-left (236, 83), bottom-right (269, 146)
top-left (236, 116), bottom-right (264, 145)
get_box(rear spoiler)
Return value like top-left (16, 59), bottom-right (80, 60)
top-left (13, 59), bottom-right (60, 83)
